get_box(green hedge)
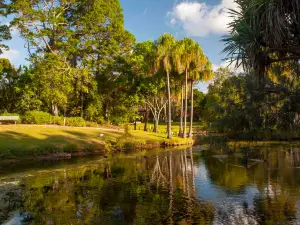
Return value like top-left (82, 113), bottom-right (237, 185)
top-left (22, 111), bottom-right (52, 124)
top-left (65, 117), bottom-right (86, 127)
top-left (10, 111), bottom-right (100, 127)
top-left (52, 116), bottom-right (65, 126)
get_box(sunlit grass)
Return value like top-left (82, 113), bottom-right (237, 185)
top-left (0, 125), bottom-right (193, 158)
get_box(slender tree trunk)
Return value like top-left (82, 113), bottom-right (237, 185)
top-left (164, 105), bottom-right (167, 123)
top-left (183, 68), bottom-right (188, 138)
top-left (81, 91), bottom-right (84, 118)
top-left (51, 102), bottom-right (58, 116)
top-left (166, 71), bottom-right (172, 139)
top-left (189, 80), bottom-right (194, 137)
top-left (144, 105), bottom-right (149, 131)
top-left (154, 119), bottom-right (158, 133)
top-left (179, 84), bottom-right (183, 137)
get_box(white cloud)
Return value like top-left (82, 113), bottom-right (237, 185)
top-left (213, 60), bottom-right (244, 73)
top-left (1, 49), bottom-right (21, 62)
top-left (168, 0), bottom-right (239, 36)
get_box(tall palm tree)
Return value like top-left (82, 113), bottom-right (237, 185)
top-left (172, 40), bottom-right (185, 137)
top-left (155, 33), bottom-right (176, 139)
top-left (188, 54), bottom-right (213, 137)
top-left (177, 38), bottom-right (198, 138)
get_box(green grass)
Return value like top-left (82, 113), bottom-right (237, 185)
top-left (0, 125), bottom-right (193, 159)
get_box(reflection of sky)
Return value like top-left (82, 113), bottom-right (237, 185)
top-left (194, 158), bottom-right (260, 224)
top-left (195, 160), bottom-right (223, 201)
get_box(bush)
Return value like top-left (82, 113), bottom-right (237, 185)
top-left (22, 111), bottom-right (52, 124)
top-left (85, 121), bottom-right (98, 127)
top-left (115, 137), bottom-right (146, 150)
top-left (65, 117), bottom-right (86, 127)
top-left (96, 116), bottom-right (106, 125)
top-left (52, 116), bottom-right (65, 126)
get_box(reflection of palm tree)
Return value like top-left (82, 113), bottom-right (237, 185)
top-left (189, 147), bottom-right (196, 197)
top-left (169, 151), bottom-right (174, 225)
top-left (104, 164), bottom-right (111, 179)
top-left (181, 151), bottom-right (186, 193)
top-left (184, 148), bottom-right (192, 221)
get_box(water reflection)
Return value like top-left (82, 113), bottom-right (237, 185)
top-left (1, 144), bottom-right (300, 224)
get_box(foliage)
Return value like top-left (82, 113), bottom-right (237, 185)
top-left (65, 117), bottom-right (86, 127)
top-left (204, 66), bottom-right (300, 139)
top-left (85, 121), bottom-right (98, 127)
top-left (22, 111), bottom-right (52, 124)
top-left (223, 0), bottom-right (300, 78)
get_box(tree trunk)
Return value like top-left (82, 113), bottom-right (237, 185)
top-left (164, 105), bottom-right (167, 123)
top-left (51, 102), bottom-right (58, 116)
top-left (166, 71), bottom-right (172, 139)
top-left (189, 80), bottom-right (193, 137)
top-left (154, 119), bottom-right (158, 133)
top-left (179, 84), bottom-right (183, 137)
top-left (183, 68), bottom-right (188, 138)
top-left (144, 105), bottom-right (149, 131)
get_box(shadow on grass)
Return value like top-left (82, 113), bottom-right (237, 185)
top-left (0, 130), bottom-right (106, 160)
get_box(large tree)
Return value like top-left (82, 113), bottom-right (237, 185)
top-left (155, 34), bottom-right (175, 139)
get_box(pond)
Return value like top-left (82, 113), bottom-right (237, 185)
top-left (1, 141), bottom-right (300, 224)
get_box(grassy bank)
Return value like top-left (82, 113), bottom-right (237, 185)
top-left (0, 125), bottom-right (193, 160)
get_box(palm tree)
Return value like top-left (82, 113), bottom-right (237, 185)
top-left (188, 54), bottom-right (213, 137)
top-left (176, 38), bottom-right (198, 138)
top-left (155, 34), bottom-right (176, 139)
top-left (172, 40), bottom-right (185, 137)
top-left (223, 0), bottom-right (300, 79)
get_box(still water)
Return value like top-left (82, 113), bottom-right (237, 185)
top-left (1, 142), bottom-right (300, 224)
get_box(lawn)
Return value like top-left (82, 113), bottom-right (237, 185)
top-left (0, 125), bottom-right (193, 159)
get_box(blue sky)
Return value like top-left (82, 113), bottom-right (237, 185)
top-left (1, 0), bottom-right (238, 92)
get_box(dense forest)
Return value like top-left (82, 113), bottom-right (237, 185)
top-left (0, 0), bottom-right (299, 140)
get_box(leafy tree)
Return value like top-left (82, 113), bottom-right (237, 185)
top-left (33, 54), bottom-right (74, 116)
top-left (0, 0), bottom-right (11, 54)
top-left (193, 89), bottom-right (205, 122)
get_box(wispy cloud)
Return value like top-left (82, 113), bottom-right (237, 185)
top-left (143, 8), bottom-right (148, 15)
top-left (1, 49), bottom-right (21, 62)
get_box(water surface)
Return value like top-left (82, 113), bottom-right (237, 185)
top-left (1, 143), bottom-right (300, 224)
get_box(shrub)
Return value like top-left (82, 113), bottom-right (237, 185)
top-left (115, 137), bottom-right (145, 151)
top-left (85, 121), bottom-right (98, 127)
top-left (52, 116), bottom-right (65, 126)
top-left (22, 111), bottom-right (52, 124)
top-left (96, 116), bottom-right (106, 125)
top-left (65, 117), bottom-right (86, 127)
